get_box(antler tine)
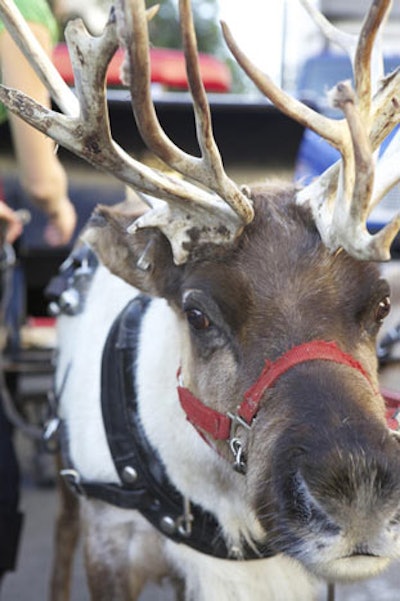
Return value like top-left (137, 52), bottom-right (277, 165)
top-left (302, 81), bottom-right (374, 256)
top-left (178, 0), bottom-right (253, 223)
top-left (328, 82), bottom-right (379, 256)
top-left (300, 0), bottom-right (389, 108)
top-left (297, 64), bottom-right (400, 209)
top-left (372, 126), bottom-right (400, 204)
top-left (0, 11), bottom-right (180, 199)
top-left (221, 20), bottom-right (348, 151)
top-left (354, 0), bottom-right (391, 121)
top-left (299, 0), bottom-right (358, 60)
top-left (118, 0), bottom-right (253, 224)
top-left (300, 84), bottom-right (400, 261)
top-left (295, 0), bottom-right (390, 218)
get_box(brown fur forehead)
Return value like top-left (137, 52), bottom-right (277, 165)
top-left (241, 183), bottom-right (380, 289)
top-left (180, 182), bottom-right (381, 314)
top-left (184, 185), bottom-right (382, 345)
top-left (181, 260), bottom-right (252, 333)
top-left (178, 189), bottom-right (310, 334)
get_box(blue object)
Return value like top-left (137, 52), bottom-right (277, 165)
top-left (294, 52), bottom-right (400, 247)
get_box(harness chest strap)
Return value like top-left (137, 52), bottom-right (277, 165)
top-left (177, 339), bottom-right (396, 444)
top-left (58, 295), bottom-right (275, 561)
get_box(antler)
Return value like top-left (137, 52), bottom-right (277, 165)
top-left (223, 0), bottom-right (400, 261)
top-left (0, 0), bottom-right (253, 264)
top-left (1, 0), bottom-right (399, 261)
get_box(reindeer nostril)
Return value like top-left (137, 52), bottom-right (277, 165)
top-left (289, 472), bottom-right (340, 535)
top-left (291, 473), bottom-right (312, 524)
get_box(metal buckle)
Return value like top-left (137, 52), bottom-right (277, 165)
top-left (160, 497), bottom-right (194, 539)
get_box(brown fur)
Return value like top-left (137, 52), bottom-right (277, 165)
top-left (68, 182), bottom-right (400, 595)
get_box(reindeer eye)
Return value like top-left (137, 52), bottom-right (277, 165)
top-left (376, 296), bottom-right (391, 323)
top-left (185, 308), bottom-right (211, 331)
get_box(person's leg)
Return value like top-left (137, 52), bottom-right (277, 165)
top-left (0, 397), bottom-right (23, 581)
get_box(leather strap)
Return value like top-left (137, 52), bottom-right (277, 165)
top-left (178, 340), bottom-right (376, 442)
top-left (60, 295), bottom-right (275, 560)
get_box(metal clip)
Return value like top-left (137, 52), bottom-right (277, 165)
top-left (176, 496), bottom-right (194, 538)
top-left (228, 412), bottom-right (251, 440)
top-left (136, 239), bottom-right (154, 271)
top-left (60, 468), bottom-right (86, 496)
top-left (227, 412), bottom-right (251, 474)
top-left (229, 438), bottom-right (247, 474)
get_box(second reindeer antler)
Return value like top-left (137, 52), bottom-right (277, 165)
top-left (223, 0), bottom-right (400, 260)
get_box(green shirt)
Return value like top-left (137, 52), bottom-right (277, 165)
top-left (0, 0), bottom-right (58, 43)
top-left (0, 0), bottom-right (59, 123)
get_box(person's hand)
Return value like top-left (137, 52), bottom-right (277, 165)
top-left (0, 200), bottom-right (23, 243)
top-left (43, 197), bottom-right (77, 247)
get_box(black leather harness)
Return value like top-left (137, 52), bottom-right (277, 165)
top-left (60, 294), bottom-right (274, 561)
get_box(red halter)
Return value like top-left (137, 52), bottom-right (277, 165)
top-left (178, 340), bottom-right (400, 443)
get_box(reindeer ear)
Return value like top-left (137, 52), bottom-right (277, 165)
top-left (82, 204), bottom-right (182, 299)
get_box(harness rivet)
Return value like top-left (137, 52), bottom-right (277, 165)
top-left (122, 465), bottom-right (138, 484)
top-left (160, 515), bottom-right (176, 535)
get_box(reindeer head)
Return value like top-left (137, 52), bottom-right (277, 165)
top-left (3, 0), bottom-right (400, 583)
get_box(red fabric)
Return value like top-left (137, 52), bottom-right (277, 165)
top-left (52, 44), bottom-right (231, 92)
top-left (239, 340), bottom-right (374, 424)
top-left (178, 386), bottom-right (231, 440)
top-left (27, 317), bottom-right (56, 328)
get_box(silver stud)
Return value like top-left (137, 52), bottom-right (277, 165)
top-left (121, 465), bottom-right (138, 484)
top-left (59, 289), bottom-right (80, 315)
top-left (160, 515), bottom-right (176, 535)
top-left (48, 301), bottom-right (60, 316)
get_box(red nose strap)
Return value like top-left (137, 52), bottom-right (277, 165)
top-left (178, 340), bottom-right (379, 442)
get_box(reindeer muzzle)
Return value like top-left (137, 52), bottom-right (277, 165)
top-left (178, 340), bottom-right (398, 473)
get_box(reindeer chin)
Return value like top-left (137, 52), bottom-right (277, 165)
top-left (307, 555), bottom-right (391, 583)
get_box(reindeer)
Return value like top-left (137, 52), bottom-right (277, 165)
top-left (1, 0), bottom-right (400, 599)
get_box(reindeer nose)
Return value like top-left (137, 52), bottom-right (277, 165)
top-left (288, 435), bottom-right (400, 537)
